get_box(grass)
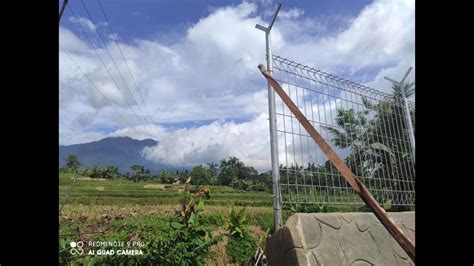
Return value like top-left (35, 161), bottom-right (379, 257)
top-left (59, 173), bottom-right (272, 207)
top-left (59, 173), bottom-right (274, 265)
top-left (59, 172), bottom-right (412, 264)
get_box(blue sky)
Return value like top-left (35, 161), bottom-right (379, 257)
top-left (59, 0), bottom-right (414, 171)
top-left (61, 0), bottom-right (372, 44)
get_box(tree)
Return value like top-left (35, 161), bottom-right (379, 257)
top-left (240, 166), bottom-right (259, 180)
top-left (159, 169), bottom-right (175, 184)
top-left (130, 165), bottom-right (149, 182)
top-left (131, 164), bottom-right (145, 174)
top-left (65, 154), bottom-right (81, 170)
top-left (104, 166), bottom-right (120, 179)
top-left (207, 162), bottom-right (219, 177)
top-left (219, 157), bottom-right (247, 185)
top-left (391, 81), bottom-right (415, 99)
top-left (259, 172), bottom-right (273, 192)
top-left (190, 165), bottom-right (210, 187)
top-left (218, 167), bottom-right (234, 186)
top-left (323, 87), bottom-right (415, 211)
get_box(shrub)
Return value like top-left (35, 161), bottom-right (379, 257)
top-left (79, 179), bottom-right (222, 265)
top-left (159, 169), bottom-right (175, 184)
top-left (225, 206), bottom-right (257, 264)
top-left (227, 233), bottom-right (257, 264)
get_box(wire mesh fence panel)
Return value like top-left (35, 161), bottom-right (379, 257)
top-left (271, 55), bottom-right (415, 209)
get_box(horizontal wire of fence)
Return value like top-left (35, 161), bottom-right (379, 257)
top-left (271, 55), bottom-right (415, 208)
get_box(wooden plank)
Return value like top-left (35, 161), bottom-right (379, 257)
top-left (258, 64), bottom-right (415, 263)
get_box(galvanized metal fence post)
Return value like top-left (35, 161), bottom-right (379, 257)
top-left (402, 92), bottom-right (415, 158)
top-left (256, 3), bottom-right (283, 230)
top-left (384, 68), bottom-right (416, 158)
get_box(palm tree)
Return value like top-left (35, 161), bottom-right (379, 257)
top-left (391, 81), bottom-right (415, 100)
top-left (207, 162), bottom-right (219, 177)
top-left (323, 88), bottom-right (415, 210)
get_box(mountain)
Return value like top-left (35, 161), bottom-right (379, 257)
top-left (59, 136), bottom-right (175, 174)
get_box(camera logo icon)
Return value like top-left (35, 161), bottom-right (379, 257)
top-left (70, 241), bottom-right (84, 255)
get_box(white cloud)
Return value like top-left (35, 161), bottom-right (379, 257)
top-left (59, 27), bottom-right (91, 54)
top-left (130, 11), bottom-right (150, 20)
top-left (108, 33), bottom-right (119, 41)
top-left (59, 0), bottom-right (414, 171)
top-left (279, 8), bottom-right (304, 19)
top-left (142, 114), bottom-right (270, 170)
top-left (278, 0), bottom-right (415, 92)
top-left (68, 16), bottom-right (97, 32)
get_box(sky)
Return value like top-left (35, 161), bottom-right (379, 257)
top-left (59, 0), bottom-right (415, 171)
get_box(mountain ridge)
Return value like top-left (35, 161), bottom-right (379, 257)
top-left (59, 136), bottom-right (176, 174)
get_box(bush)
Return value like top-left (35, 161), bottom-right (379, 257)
top-left (85, 165), bottom-right (120, 179)
top-left (65, 179), bottom-right (222, 265)
top-left (225, 206), bottom-right (258, 264)
top-left (227, 233), bottom-right (257, 264)
top-left (254, 212), bottom-right (274, 234)
top-left (158, 169), bottom-right (175, 184)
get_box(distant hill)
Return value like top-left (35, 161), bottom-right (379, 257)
top-left (59, 136), bottom-right (177, 174)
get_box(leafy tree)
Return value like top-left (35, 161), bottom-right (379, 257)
top-left (391, 81), bottom-right (415, 99)
top-left (85, 165), bottom-right (120, 179)
top-left (130, 165), bottom-right (150, 182)
top-left (207, 162), bottom-right (219, 177)
top-left (218, 157), bottom-right (250, 185)
top-left (323, 84), bottom-right (415, 210)
top-left (103, 165), bottom-right (120, 179)
top-left (159, 169), bottom-right (175, 184)
top-left (218, 166), bottom-right (235, 186)
top-left (190, 165), bottom-right (210, 187)
top-left (65, 154), bottom-right (81, 170)
top-left (259, 172), bottom-right (273, 192)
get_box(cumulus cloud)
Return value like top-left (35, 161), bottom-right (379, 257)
top-left (59, 0), bottom-right (414, 171)
top-left (108, 33), bottom-right (119, 41)
top-left (278, 0), bottom-right (415, 92)
top-left (142, 114), bottom-right (270, 170)
top-left (279, 8), bottom-right (304, 19)
top-left (60, 2), bottom-right (278, 144)
top-left (68, 16), bottom-right (97, 32)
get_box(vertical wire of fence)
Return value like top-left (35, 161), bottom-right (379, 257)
top-left (271, 55), bottom-right (415, 212)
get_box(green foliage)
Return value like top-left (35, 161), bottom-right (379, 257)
top-left (131, 164), bottom-right (145, 173)
top-left (158, 169), bottom-right (175, 184)
top-left (59, 173), bottom-right (278, 264)
top-left (225, 206), bottom-right (250, 238)
top-left (140, 213), bottom-right (221, 265)
top-left (225, 206), bottom-right (257, 264)
top-left (218, 165), bottom-right (235, 186)
top-left (129, 164), bottom-right (151, 181)
top-left (370, 142), bottom-right (393, 155)
top-left (65, 154), bottom-right (81, 170)
top-left (207, 162), bottom-right (219, 177)
top-left (322, 87), bottom-right (416, 210)
top-left (287, 203), bottom-right (337, 215)
top-left (59, 173), bottom-right (274, 207)
top-left (219, 157), bottom-right (254, 186)
top-left (227, 234), bottom-right (257, 264)
top-left (86, 165), bottom-right (120, 179)
top-left (210, 175), bottom-right (220, 186)
top-left (231, 178), bottom-right (268, 192)
top-left (58, 236), bottom-right (75, 265)
top-left (89, 182), bottom-right (222, 265)
top-left (254, 212), bottom-right (274, 234)
top-left (190, 165), bottom-right (211, 186)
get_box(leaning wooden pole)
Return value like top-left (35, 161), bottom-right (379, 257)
top-left (258, 64), bottom-right (415, 263)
